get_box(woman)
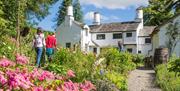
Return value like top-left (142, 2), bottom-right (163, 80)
top-left (33, 27), bottom-right (46, 67)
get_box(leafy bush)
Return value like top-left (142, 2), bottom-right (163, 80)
top-left (132, 54), bottom-right (144, 65)
top-left (168, 57), bottom-right (180, 76)
top-left (105, 71), bottom-right (127, 91)
top-left (50, 48), bottom-right (96, 82)
top-left (44, 63), bottom-right (67, 75)
top-left (156, 64), bottom-right (180, 91)
top-left (99, 48), bottom-right (136, 74)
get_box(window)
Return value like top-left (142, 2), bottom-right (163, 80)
top-left (97, 34), bottom-right (105, 40)
top-left (127, 48), bottom-right (133, 53)
top-left (126, 33), bottom-right (132, 37)
top-left (138, 50), bottom-right (141, 54)
top-left (145, 38), bottom-right (151, 43)
top-left (93, 48), bottom-right (97, 53)
top-left (66, 43), bottom-right (71, 48)
top-left (113, 33), bottom-right (122, 39)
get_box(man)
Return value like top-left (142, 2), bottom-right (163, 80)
top-left (45, 32), bottom-right (57, 62)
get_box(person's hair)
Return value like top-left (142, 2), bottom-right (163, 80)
top-left (37, 27), bottom-right (43, 34)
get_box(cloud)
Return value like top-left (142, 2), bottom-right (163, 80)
top-left (80, 0), bottom-right (148, 9)
top-left (84, 11), bottom-right (121, 23)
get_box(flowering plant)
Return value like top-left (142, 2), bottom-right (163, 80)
top-left (0, 55), bottom-right (96, 91)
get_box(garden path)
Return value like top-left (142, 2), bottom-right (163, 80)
top-left (128, 67), bottom-right (161, 91)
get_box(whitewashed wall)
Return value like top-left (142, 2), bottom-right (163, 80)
top-left (158, 16), bottom-right (180, 57)
top-left (138, 37), bottom-right (152, 56)
top-left (81, 25), bottom-right (91, 52)
top-left (56, 19), bottom-right (82, 48)
top-left (91, 32), bottom-right (123, 47)
top-left (123, 31), bottom-right (137, 45)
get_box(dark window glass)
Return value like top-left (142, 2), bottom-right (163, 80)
top-left (97, 34), bottom-right (105, 40)
top-left (145, 38), bottom-right (151, 43)
top-left (113, 33), bottom-right (122, 39)
top-left (138, 51), bottom-right (141, 53)
top-left (93, 48), bottom-right (97, 53)
top-left (127, 48), bottom-right (133, 53)
top-left (126, 33), bottom-right (132, 37)
top-left (66, 43), bottom-right (71, 48)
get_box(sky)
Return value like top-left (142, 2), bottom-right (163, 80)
top-left (38, 0), bottom-right (149, 31)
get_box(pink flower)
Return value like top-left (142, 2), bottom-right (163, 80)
top-left (16, 54), bottom-right (29, 65)
top-left (38, 70), bottom-right (55, 81)
top-left (32, 86), bottom-right (44, 91)
top-left (79, 80), bottom-right (96, 91)
top-left (0, 58), bottom-right (15, 67)
top-left (67, 70), bottom-right (75, 78)
top-left (0, 73), bottom-right (7, 85)
top-left (62, 80), bottom-right (79, 91)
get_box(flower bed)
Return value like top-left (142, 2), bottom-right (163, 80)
top-left (0, 55), bottom-right (96, 91)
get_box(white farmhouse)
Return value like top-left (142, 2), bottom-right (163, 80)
top-left (150, 14), bottom-right (180, 57)
top-left (56, 6), bottom-right (91, 52)
top-left (56, 6), bottom-right (155, 56)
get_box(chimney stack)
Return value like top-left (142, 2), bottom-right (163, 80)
top-left (93, 12), bottom-right (100, 25)
top-left (135, 6), bottom-right (143, 29)
top-left (67, 6), bottom-right (73, 16)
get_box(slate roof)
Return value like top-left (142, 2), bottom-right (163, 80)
top-left (139, 26), bottom-right (156, 37)
top-left (89, 21), bottom-right (140, 33)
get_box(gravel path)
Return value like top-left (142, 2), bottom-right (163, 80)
top-left (128, 67), bottom-right (161, 91)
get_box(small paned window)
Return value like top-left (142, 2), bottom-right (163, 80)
top-left (113, 33), bottom-right (122, 39)
top-left (145, 38), bottom-right (151, 43)
top-left (127, 48), bottom-right (133, 53)
top-left (97, 34), bottom-right (105, 40)
top-left (126, 33), bottom-right (132, 37)
top-left (66, 43), bottom-right (71, 48)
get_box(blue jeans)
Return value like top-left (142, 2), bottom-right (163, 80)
top-left (35, 47), bottom-right (43, 67)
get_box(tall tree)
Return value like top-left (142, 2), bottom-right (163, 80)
top-left (1, 0), bottom-right (58, 33)
top-left (143, 0), bottom-right (179, 26)
top-left (73, 0), bottom-right (83, 23)
top-left (56, 0), bottom-right (72, 27)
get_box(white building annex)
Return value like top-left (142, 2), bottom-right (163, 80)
top-left (56, 6), bottom-right (155, 56)
top-left (150, 14), bottom-right (180, 57)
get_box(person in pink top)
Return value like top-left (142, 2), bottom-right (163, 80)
top-left (45, 32), bottom-right (57, 62)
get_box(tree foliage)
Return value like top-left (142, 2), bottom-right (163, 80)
top-left (0, 1), bottom-right (8, 36)
top-left (56, 0), bottom-right (72, 27)
top-left (1, 0), bottom-right (57, 33)
top-left (143, 0), bottom-right (179, 26)
top-left (73, 0), bottom-right (83, 23)
top-left (56, 0), bottom-right (83, 27)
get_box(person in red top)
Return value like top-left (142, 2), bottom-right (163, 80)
top-left (45, 32), bottom-right (57, 62)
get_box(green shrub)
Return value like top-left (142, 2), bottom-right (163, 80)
top-left (99, 48), bottom-right (136, 75)
top-left (44, 63), bottom-right (67, 75)
top-left (105, 71), bottom-right (127, 91)
top-left (168, 58), bottom-right (180, 76)
top-left (51, 49), bottom-right (96, 82)
top-left (156, 64), bottom-right (180, 91)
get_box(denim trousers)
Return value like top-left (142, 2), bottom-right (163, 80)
top-left (35, 47), bottom-right (43, 67)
